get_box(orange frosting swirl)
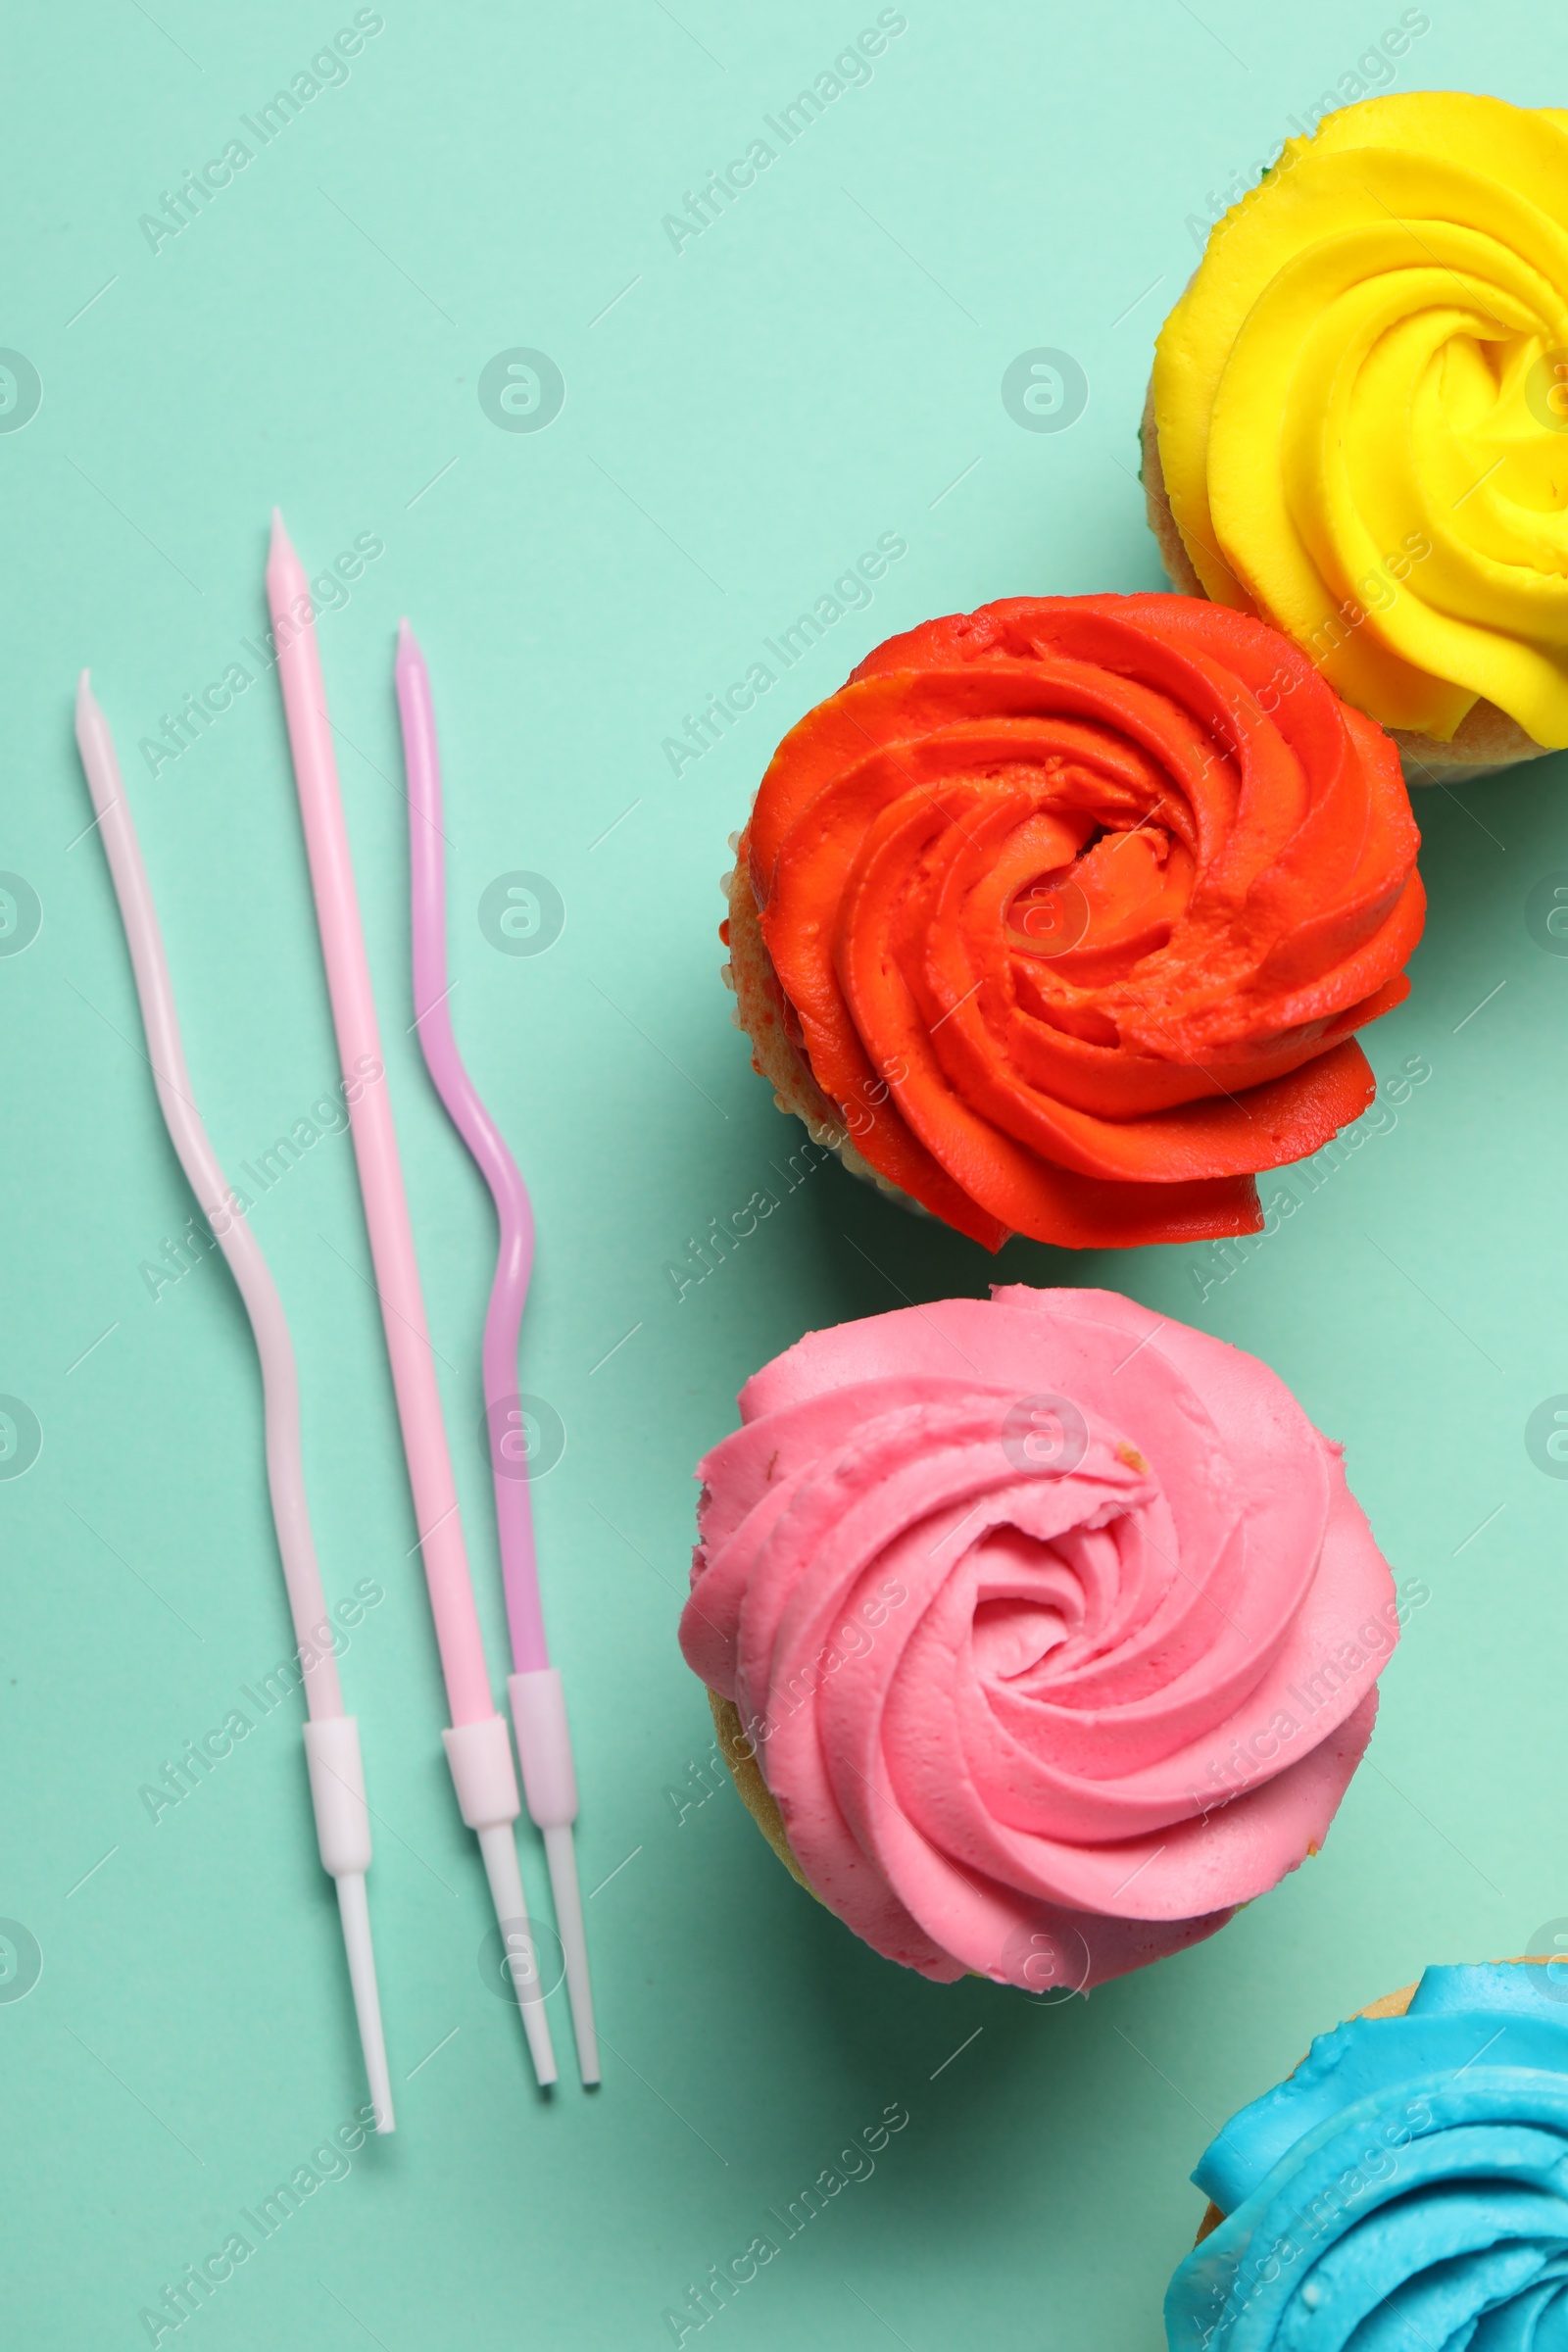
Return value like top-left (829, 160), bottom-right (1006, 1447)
top-left (744, 594), bottom-right (1424, 1250)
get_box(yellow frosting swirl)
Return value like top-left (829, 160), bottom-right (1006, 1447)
top-left (1153, 91), bottom-right (1568, 746)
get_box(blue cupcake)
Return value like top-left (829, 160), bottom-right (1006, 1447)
top-left (1166, 1959), bottom-right (1568, 2347)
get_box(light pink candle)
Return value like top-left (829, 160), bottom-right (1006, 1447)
top-left (267, 514), bottom-right (493, 1727)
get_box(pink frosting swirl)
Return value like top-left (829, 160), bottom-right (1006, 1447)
top-left (680, 1286), bottom-right (1397, 1991)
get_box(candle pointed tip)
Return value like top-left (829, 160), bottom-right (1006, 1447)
top-left (396, 618), bottom-right (429, 682)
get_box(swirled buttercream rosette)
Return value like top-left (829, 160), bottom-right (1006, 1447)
top-left (723, 593), bottom-right (1422, 1251)
top-left (1147, 90), bottom-right (1568, 779)
top-left (1165, 1960), bottom-right (1568, 2349)
top-left (679, 1286), bottom-right (1399, 1993)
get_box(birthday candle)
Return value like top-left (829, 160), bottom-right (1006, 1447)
top-left (398, 619), bottom-right (599, 2087)
top-left (75, 673), bottom-right (394, 2131)
top-left (266, 514), bottom-right (558, 2089)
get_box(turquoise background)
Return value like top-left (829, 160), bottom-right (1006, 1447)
top-left (4, 3), bottom-right (1565, 2344)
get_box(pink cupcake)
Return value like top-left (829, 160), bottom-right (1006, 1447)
top-left (680, 1286), bottom-right (1401, 1991)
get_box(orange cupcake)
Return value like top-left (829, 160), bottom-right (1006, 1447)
top-left (725, 593), bottom-right (1423, 1250)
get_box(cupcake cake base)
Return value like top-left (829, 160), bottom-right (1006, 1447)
top-left (707, 1687), bottom-right (815, 1897)
top-left (721, 848), bottom-right (931, 1220)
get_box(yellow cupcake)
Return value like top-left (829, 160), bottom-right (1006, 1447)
top-left (1146, 92), bottom-right (1568, 780)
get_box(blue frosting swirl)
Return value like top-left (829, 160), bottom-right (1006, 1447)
top-left (1165, 1963), bottom-right (1568, 2348)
